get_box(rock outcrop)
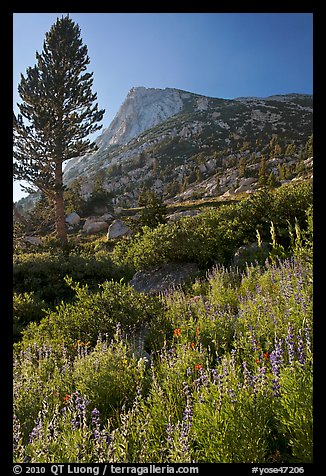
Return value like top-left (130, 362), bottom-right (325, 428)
top-left (25, 236), bottom-right (42, 246)
top-left (130, 262), bottom-right (199, 294)
top-left (107, 219), bottom-right (132, 240)
top-left (16, 88), bottom-right (312, 214)
top-left (84, 221), bottom-right (108, 234)
top-left (65, 212), bottom-right (80, 226)
top-left (95, 86), bottom-right (185, 147)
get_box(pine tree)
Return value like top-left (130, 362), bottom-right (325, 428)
top-left (304, 134), bottom-right (313, 158)
top-left (266, 171), bottom-right (279, 189)
top-left (258, 156), bottom-right (267, 186)
top-left (238, 157), bottom-right (246, 178)
top-left (13, 15), bottom-right (105, 246)
top-left (138, 188), bottom-right (167, 228)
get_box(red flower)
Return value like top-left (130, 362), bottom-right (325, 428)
top-left (195, 364), bottom-right (202, 371)
top-left (263, 352), bottom-right (270, 360)
top-left (173, 328), bottom-right (182, 337)
top-left (64, 394), bottom-right (70, 402)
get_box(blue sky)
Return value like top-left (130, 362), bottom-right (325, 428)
top-left (13, 12), bottom-right (313, 201)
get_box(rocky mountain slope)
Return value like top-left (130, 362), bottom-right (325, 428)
top-left (62, 87), bottom-right (312, 207)
top-left (17, 87), bottom-right (313, 212)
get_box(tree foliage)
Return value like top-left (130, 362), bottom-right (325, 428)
top-left (13, 15), bottom-right (105, 244)
top-left (137, 187), bottom-right (168, 228)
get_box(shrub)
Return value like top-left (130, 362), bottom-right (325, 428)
top-left (74, 336), bottom-right (148, 421)
top-left (13, 251), bottom-right (130, 304)
top-left (276, 362), bottom-right (313, 462)
top-left (112, 180), bottom-right (312, 273)
top-left (13, 292), bottom-right (47, 340)
top-left (14, 253), bottom-right (313, 463)
top-left (22, 278), bottom-right (164, 347)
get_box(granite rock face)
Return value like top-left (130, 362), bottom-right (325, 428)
top-left (130, 262), bottom-right (199, 294)
top-left (65, 212), bottom-right (81, 226)
top-left (96, 87), bottom-right (185, 147)
top-left (107, 219), bottom-right (132, 239)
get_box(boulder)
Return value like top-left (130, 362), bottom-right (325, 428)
top-left (234, 177), bottom-right (257, 194)
top-left (221, 189), bottom-right (235, 198)
top-left (113, 207), bottom-right (123, 216)
top-left (83, 216), bottom-right (98, 230)
top-left (130, 262), bottom-right (199, 294)
top-left (65, 212), bottom-right (80, 226)
top-left (99, 213), bottom-right (114, 222)
top-left (93, 204), bottom-right (110, 215)
top-left (232, 242), bottom-right (270, 267)
top-left (107, 219), bottom-right (132, 240)
top-left (167, 209), bottom-right (201, 222)
top-left (25, 236), bottom-right (42, 246)
top-left (84, 221), bottom-right (108, 234)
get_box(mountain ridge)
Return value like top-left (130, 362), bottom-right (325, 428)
top-left (16, 87), bottom-right (313, 212)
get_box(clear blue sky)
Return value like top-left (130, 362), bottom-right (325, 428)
top-left (13, 12), bottom-right (313, 202)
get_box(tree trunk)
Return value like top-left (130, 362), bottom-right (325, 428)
top-left (54, 162), bottom-right (68, 246)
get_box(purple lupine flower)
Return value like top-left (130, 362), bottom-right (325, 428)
top-left (270, 338), bottom-right (284, 397)
top-left (270, 341), bottom-right (283, 377)
top-left (242, 361), bottom-right (254, 389)
top-left (166, 417), bottom-right (173, 442)
top-left (248, 325), bottom-right (257, 352)
top-left (13, 414), bottom-right (23, 452)
top-left (91, 408), bottom-right (101, 440)
top-left (286, 326), bottom-right (295, 366)
top-left (255, 364), bottom-right (267, 395)
top-left (228, 387), bottom-right (237, 404)
top-left (297, 331), bottom-right (306, 366)
top-left (180, 390), bottom-right (193, 454)
top-left (71, 392), bottom-right (89, 429)
top-left (304, 326), bottom-right (312, 353)
top-left (91, 408), bottom-right (100, 426)
top-left (211, 368), bottom-right (219, 382)
top-left (28, 416), bottom-right (43, 443)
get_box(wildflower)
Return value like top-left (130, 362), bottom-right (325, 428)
top-left (228, 387), bottom-right (237, 404)
top-left (180, 391), bottom-right (193, 456)
top-left (70, 392), bottom-right (90, 429)
top-left (297, 331), bottom-right (306, 366)
top-left (29, 416), bottom-right (43, 443)
top-left (91, 408), bottom-right (101, 426)
top-left (173, 328), bottom-right (182, 337)
top-left (196, 327), bottom-right (200, 336)
top-left (195, 364), bottom-right (202, 371)
top-left (263, 352), bottom-right (270, 360)
top-left (190, 342), bottom-right (195, 350)
top-left (166, 417), bottom-right (173, 443)
top-left (242, 361), bottom-right (254, 389)
top-left (270, 338), bottom-right (284, 397)
top-left (286, 325), bottom-right (295, 366)
top-left (63, 394), bottom-right (70, 403)
top-left (91, 408), bottom-right (101, 440)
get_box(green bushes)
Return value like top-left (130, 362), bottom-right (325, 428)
top-left (13, 250), bottom-right (131, 304)
top-left (21, 278), bottom-right (164, 347)
top-left (14, 255), bottom-right (313, 463)
top-left (12, 179), bottom-right (313, 463)
top-left (13, 292), bottom-right (47, 340)
top-left (112, 181), bottom-right (313, 272)
top-left (74, 337), bottom-right (149, 421)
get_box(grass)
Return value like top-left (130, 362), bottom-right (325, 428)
top-left (12, 180), bottom-right (313, 463)
top-left (13, 252), bottom-right (312, 463)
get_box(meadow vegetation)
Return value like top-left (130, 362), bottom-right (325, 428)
top-left (13, 180), bottom-right (313, 463)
